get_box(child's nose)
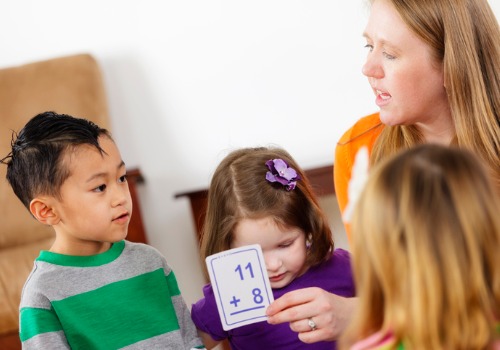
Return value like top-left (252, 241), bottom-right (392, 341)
top-left (112, 184), bottom-right (130, 207)
top-left (264, 254), bottom-right (282, 272)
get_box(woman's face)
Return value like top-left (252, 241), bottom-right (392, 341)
top-left (362, 0), bottom-right (450, 132)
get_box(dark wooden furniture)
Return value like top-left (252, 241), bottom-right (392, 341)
top-left (126, 168), bottom-right (147, 244)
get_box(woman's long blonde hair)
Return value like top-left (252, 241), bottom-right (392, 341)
top-left (370, 0), bottom-right (500, 190)
top-left (343, 144), bottom-right (500, 349)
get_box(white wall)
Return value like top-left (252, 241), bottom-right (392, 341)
top-left (2, 1), bottom-right (499, 307)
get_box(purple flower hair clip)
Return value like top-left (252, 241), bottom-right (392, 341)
top-left (265, 158), bottom-right (301, 191)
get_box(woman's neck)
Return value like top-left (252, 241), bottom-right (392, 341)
top-left (415, 114), bottom-right (455, 145)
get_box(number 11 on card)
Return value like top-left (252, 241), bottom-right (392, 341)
top-left (206, 244), bottom-right (275, 330)
top-left (235, 262), bottom-right (254, 280)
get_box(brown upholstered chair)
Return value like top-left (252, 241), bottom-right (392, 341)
top-left (0, 54), bottom-right (147, 349)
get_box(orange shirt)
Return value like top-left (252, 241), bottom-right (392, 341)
top-left (334, 113), bottom-right (383, 240)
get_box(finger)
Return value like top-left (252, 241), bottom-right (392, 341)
top-left (298, 327), bottom-right (335, 344)
top-left (267, 301), bottom-right (320, 324)
top-left (266, 287), bottom-right (319, 316)
top-left (289, 318), bottom-right (316, 333)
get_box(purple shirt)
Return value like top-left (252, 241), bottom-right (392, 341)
top-left (191, 248), bottom-right (355, 350)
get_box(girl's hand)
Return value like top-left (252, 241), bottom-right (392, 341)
top-left (266, 287), bottom-right (357, 343)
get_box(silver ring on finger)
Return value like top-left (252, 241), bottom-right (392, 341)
top-left (307, 317), bottom-right (317, 331)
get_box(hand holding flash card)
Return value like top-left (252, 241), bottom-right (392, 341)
top-left (205, 244), bottom-right (274, 330)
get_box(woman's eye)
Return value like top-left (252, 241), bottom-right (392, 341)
top-left (93, 184), bottom-right (107, 192)
top-left (364, 44), bottom-right (374, 52)
top-left (383, 52), bottom-right (396, 60)
top-left (118, 175), bottom-right (127, 183)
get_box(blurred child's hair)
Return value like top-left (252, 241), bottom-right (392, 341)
top-left (201, 147), bottom-right (334, 271)
top-left (344, 144), bottom-right (500, 349)
top-left (1, 111), bottom-right (110, 209)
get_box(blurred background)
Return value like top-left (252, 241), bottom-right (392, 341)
top-left (2, 0), bottom-right (498, 308)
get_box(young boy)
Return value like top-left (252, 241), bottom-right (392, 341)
top-left (1, 111), bottom-right (204, 349)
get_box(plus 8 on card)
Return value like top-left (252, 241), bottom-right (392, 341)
top-left (206, 244), bottom-right (274, 330)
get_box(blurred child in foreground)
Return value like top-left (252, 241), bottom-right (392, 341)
top-left (342, 144), bottom-right (500, 349)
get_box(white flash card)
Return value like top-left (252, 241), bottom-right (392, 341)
top-left (206, 244), bottom-right (274, 330)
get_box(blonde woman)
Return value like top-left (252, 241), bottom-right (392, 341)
top-left (335, 0), bottom-right (500, 229)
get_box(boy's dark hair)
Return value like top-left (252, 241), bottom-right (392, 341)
top-left (0, 111), bottom-right (110, 209)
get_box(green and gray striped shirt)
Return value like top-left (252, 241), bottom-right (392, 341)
top-left (19, 240), bottom-right (204, 349)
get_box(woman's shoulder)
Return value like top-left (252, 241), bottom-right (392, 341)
top-left (337, 112), bottom-right (382, 145)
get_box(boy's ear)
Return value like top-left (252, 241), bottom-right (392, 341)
top-left (29, 197), bottom-right (59, 225)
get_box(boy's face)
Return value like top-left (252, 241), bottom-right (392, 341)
top-left (49, 136), bottom-right (132, 255)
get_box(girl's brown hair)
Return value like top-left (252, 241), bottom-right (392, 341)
top-left (343, 144), bottom-right (500, 349)
top-left (200, 147), bottom-right (334, 276)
